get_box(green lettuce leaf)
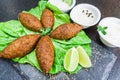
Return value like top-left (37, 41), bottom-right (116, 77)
top-left (50, 34), bottom-right (91, 74)
top-left (0, 0), bottom-right (91, 74)
top-left (52, 31), bottom-right (91, 45)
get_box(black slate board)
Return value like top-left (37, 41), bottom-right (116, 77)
top-left (5, 41), bottom-right (116, 80)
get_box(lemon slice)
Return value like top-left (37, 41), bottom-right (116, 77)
top-left (77, 46), bottom-right (92, 68)
top-left (64, 47), bottom-right (79, 72)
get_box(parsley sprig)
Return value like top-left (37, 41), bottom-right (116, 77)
top-left (40, 28), bottom-right (51, 36)
top-left (97, 25), bottom-right (108, 35)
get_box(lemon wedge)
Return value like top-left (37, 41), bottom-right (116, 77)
top-left (64, 47), bottom-right (79, 72)
top-left (77, 46), bottom-right (92, 68)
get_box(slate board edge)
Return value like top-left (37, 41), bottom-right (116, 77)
top-left (91, 41), bottom-right (117, 80)
top-left (102, 54), bottom-right (117, 80)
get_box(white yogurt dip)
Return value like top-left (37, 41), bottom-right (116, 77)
top-left (49, 0), bottom-right (69, 10)
top-left (70, 3), bottom-right (101, 29)
top-left (48, 0), bottom-right (76, 12)
top-left (98, 17), bottom-right (120, 47)
top-left (71, 8), bottom-right (95, 25)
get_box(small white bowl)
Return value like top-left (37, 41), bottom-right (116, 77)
top-left (98, 17), bottom-right (120, 47)
top-left (70, 3), bottom-right (101, 29)
top-left (48, 0), bottom-right (76, 12)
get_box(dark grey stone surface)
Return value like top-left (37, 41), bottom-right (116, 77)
top-left (12, 41), bottom-right (117, 80)
top-left (107, 55), bottom-right (120, 80)
top-left (68, 41), bottom-right (117, 80)
top-left (0, 59), bottom-right (23, 80)
top-left (13, 64), bottom-right (47, 80)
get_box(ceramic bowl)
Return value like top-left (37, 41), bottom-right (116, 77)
top-left (70, 3), bottom-right (101, 29)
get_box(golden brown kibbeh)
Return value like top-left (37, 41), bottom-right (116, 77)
top-left (50, 23), bottom-right (83, 40)
top-left (41, 8), bottom-right (54, 28)
top-left (0, 54), bottom-right (1, 58)
top-left (0, 34), bottom-right (40, 59)
top-left (18, 12), bottom-right (42, 32)
top-left (36, 35), bottom-right (54, 73)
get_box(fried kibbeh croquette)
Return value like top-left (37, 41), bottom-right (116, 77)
top-left (0, 34), bottom-right (40, 59)
top-left (18, 12), bottom-right (42, 32)
top-left (50, 23), bottom-right (83, 40)
top-left (0, 54), bottom-right (2, 58)
top-left (41, 8), bottom-right (54, 28)
top-left (36, 35), bottom-right (54, 73)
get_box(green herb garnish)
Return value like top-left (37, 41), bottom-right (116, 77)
top-left (40, 28), bottom-right (51, 36)
top-left (97, 25), bottom-right (108, 35)
top-left (63, 0), bottom-right (73, 6)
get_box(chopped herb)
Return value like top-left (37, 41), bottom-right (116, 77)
top-left (82, 10), bottom-right (85, 13)
top-left (88, 13), bottom-right (92, 17)
top-left (86, 10), bottom-right (88, 12)
top-left (97, 25), bottom-right (108, 35)
top-left (40, 28), bottom-right (51, 36)
top-left (86, 13), bottom-right (88, 15)
top-left (62, 0), bottom-right (73, 6)
top-left (91, 16), bottom-right (94, 18)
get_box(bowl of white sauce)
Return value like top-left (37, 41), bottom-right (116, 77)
top-left (70, 3), bottom-right (101, 29)
top-left (98, 17), bottom-right (120, 47)
top-left (48, 0), bottom-right (76, 12)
